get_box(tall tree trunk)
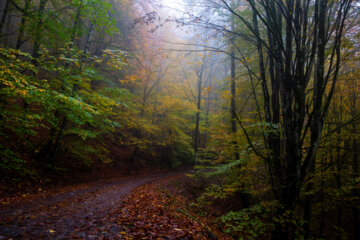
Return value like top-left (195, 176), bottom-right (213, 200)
top-left (350, 88), bottom-right (359, 240)
top-left (352, 145), bottom-right (359, 240)
top-left (304, 59), bottom-right (319, 240)
top-left (194, 67), bottom-right (203, 162)
top-left (0, 0), bottom-right (10, 37)
top-left (204, 75), bottom-right (212, 147)
top-left (318, 148), bottom-right (327, 238)
top-left (151, 84), bottom-right (160, 125)
top-left (16, 0), bottom-right (31, 49)
top-left (84, 21), bottom-right (95, 53)
top-left (140, 84), bottom-right (148, 118)
top-left (70, 1), bottom-right (82, 46)
top-left (230, 6), bottom-right (238, 160)
top-left (335, 98), bottom-right (343, 240)
top-left (303, 158), bottom-right (315, 240)
top-left (32, 0), bottom-right (48, 62)
top-left (266, 0), bottom-right (282, 197)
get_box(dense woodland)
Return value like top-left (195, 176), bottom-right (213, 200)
top-left (0, 0), bottom-right (359, 239)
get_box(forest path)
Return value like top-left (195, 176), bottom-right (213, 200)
top-left (0, 170), bottom-right (188, 239)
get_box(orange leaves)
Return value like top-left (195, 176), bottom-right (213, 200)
top-left (112, 180), bottom-right (212, 239)
top-left (119, 75), bottom-right (139, 86)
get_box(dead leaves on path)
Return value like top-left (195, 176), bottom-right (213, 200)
top-left (1, 175), bottom-right (230, 239)
top-left (110, 180), bottom-right (217, 240)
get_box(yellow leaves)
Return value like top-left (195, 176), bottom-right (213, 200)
top-left (94, 58), bottom-right (103, 64)
top-left (2, 68), bottom-right (13, 76)
top-left (119, 75), bottom-right (139, 86)
top-left (220, 90), bottom-right (231, 100)
top-left (18, 89), bottom-right (28, 97)
top-left (129, 75), bottom-right (137, 81)
top-left (1, 79), bottom-right (15, 88)
top-left (102, 49), bottom-right (127, 70)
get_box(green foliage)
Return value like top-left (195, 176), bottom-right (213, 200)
top-left (169, 141), bottom-right (194, 168)
top-left (0, 45), bottom-right (129, 177)
top-left (0, 48), bottom-right (48, 177)
top-left (221, 205), bottom-right (272, 240)
top-left (0, 144), bottom-right (25, 172)
top-left (0, 39), bottom-right (195, 181)
top-left (79, 0), bottom-right (118, 35)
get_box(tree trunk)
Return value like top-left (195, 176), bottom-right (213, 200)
top-left (303, 159), bottom-right (315, 240)
top-left (204, 74), bottom-right (212, 148)
top-left (318, 153), bottom-right (326, 238)
top-left (84, 21), bottom-right (95, 53)
top-left (16, 0), bottom-right (31, 49)
top-left (47, 117), bottom-right (67, 166)
top-left (230, 6), bottom-right (238, 160)
top-left (353, 207), bottom-right (359, 240)
top-left (0, 0), bottom-right (10, 37)
top-left (70, 1), bottom-right (82, 46)
top-left (335, 99), bottom-right (343, 240)
top-left (304, 57), bottom-right (321, 240)
top-left (140, 84), bottom-right (148, 118)
top-left (194, 67), bottom-right (203, 162)
top-left (350, 93), bottom-right (359, 240)
top-left (32, 0), bottom-right (48, 61)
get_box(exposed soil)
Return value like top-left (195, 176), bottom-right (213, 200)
top-left (0, 170), bottom-right (188, 239)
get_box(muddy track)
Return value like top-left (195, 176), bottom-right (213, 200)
top-left (0, 170), bottom-right (187, 239)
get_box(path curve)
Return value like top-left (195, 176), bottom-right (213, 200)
top-left (0, 170), bottom-right (187, 239)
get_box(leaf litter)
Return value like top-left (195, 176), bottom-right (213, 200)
top-left (0, 171), bottom-right (230, 239)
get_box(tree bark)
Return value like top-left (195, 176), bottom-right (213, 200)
top-left (0, 0), bottom-right (10, 37)
top-left (16, 0), bottom-right (31, 49)
top-left (230, 5), bottom-right (238, 160)
top-left (70, 1), bottom-right (82, 46)
top-left (350, 86), bottom-right (359, 240)
top-left (32, 0), bottom-right (48, 61)
top-left (194, 65), bottom-right (203, 162)
top-left (84, 21), bottom-right (95, 53)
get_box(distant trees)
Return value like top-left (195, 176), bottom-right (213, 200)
top-left (0, 0), bottom-right (196, 187)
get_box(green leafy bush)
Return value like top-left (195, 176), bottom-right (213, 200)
top-left (221, 204), bottom-right (272, 240)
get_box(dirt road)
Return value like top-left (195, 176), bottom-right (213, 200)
top-left (0, 170), bottom-right (187, 239)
